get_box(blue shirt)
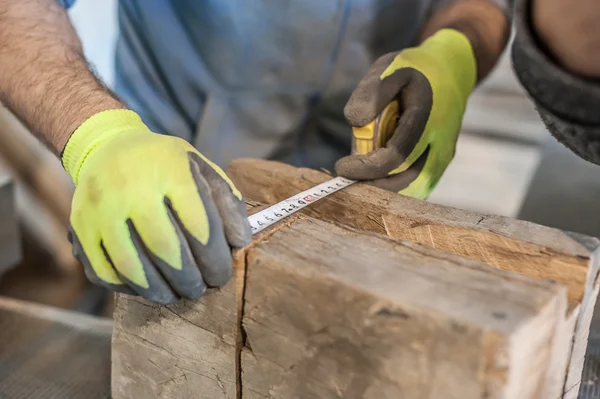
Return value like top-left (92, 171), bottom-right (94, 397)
top-left (59, 0), bottom-right (508, 169)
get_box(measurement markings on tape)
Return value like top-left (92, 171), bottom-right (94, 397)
top-left (248, 176), bottom-right (355, 235)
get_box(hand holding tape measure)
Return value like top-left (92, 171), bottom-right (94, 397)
top-left (335, 29), bottom-right (477, 200)
top-left (67, 29), bottom-right (478, 306)
top-left (251, 29), bottom-right (478, 233)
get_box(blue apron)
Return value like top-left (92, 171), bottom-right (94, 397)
top-left (113, 0), bottom-right (435, 170)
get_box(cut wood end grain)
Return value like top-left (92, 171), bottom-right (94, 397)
top-left (113, 213), bottom-right (566, 398)
top-left (111, 159), bottom-right (600, 399)
top-left (228, 158), bottom-right (598, 311)
top-left (227, 158), bottom-right (600, 399)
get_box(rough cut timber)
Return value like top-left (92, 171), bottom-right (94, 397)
top-left (227, 159), bottom-right (600, 399)
top-left (0, 174), bottom-right (21, 277)
top-left (115, 202), bottom-right (567, 399)
top-left (112, 160), bottom-right (599, 399)
top-left (0, 105), bottom-right (76, 273)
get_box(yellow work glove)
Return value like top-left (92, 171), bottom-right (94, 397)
top-left (335, 29), bottom-right (477, 199)
top-left (62, 110), bottom-right (251, 304)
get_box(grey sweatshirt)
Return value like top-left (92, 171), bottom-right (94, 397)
top-left (512, 0), bottom-right (600, 165)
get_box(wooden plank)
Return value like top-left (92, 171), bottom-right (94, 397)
top-left (238, 218), bottom-right (564, 399)
top-left (562, 233), bottom-right (600, 399)
top-left (112, 289), bottom-right (239, 399)
top-left (112, 204), bottom-right (566, 399)
top-left (226, 158), bottom-right (600, 398)
top-left (0, 105), bottom-right (72, 225)
top-left (111, 202), bottom-right (294, 399)
top-left (227, 159), bottom-right (594, 306)
top-left (0, 295), bottom-right (112, 332)
top-left (0, 174), bottom-right (20, 277)
top-left (0, 106), bottom-right (76, 273)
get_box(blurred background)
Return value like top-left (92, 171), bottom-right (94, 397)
top-left (0, 2), bottom-right (599, 398)
top-left (0, 0), bottom-right (598, 323)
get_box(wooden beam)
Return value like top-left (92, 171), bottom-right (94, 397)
top-left (0, 174), bottom-right (21, 277)
top-left (111, 160), bottom-right (599, 399)
top-left (228, 159), bottom-right (594, 307)
top-left (113, 202), bottom-right (567, 398)
top-left (0, 106), bottom-right (76, 273)
top-left (0, 106), bottom-right (72, 226)
top-left (226, 159), bottom-right (600, 398)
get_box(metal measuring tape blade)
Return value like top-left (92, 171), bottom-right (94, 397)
top-left (248, 100), bottom-right (398, 234)
top-left (248, 176), bottom-right (356, 235)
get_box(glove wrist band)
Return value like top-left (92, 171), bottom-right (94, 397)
top-left (61, 109), bottom-right (150, 185)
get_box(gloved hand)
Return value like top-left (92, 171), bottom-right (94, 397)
top-left (335, 29), bottom-right (477, 199)
top-left (62, 110), bottom-right (251, 304)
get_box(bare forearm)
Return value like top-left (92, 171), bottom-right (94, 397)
top-left (420, 0), bottom-right (511, 82)
top-left (0, 0), bottom-right (124, 155)
top-left (533, 0), bottom-right (600, 78)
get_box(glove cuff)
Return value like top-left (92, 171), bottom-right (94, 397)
top-left (61, 109), bottom-right (151, 185)
top-left (420, 28), bottom-right (477, 100)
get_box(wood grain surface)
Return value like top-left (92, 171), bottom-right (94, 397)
top-left (227, 159), bottom-right (600, 398)
top-left (111, 160), bottom-right (599, 399)
top-left (113, 207), bottom-right (568, 398)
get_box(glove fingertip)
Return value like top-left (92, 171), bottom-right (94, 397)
top-left (228, 220), bottom-right (253, 248)
top-left (335, 157), bottom-right (376, 181)
top-left (186, 149), bottom-right (253, 248)
top-left (221, 198), bottom-right (253, 248)
top-left (344, 97), bottom-right (379, 127)
top-left (334, 156), bottom-right (357, 178)
top-left (336, 148), bottom-right (401, 181)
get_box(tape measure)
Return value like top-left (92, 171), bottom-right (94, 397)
top-left (351, 101), bottom-right (399, 155)
top-left (248, 100), bottom-right (399, 235)
top-left (248, 176), bottom-right (355, 234)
